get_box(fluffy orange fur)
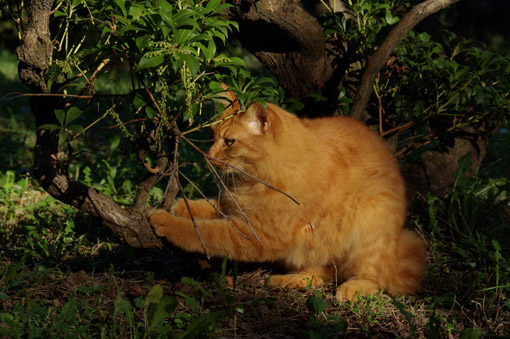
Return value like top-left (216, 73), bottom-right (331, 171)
top-left (149, 91), bottom-right (426, 302)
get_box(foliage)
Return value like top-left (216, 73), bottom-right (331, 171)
top-left (1, 0), bottom-right (510, 337)
top-left (305, 295), bottom-right (348, 338)
top-left (40, 0), bottom-right (277, 155)
top-left (420, 153), bottom-right (510, 306)
top-left (321, 0), bottom-right (510, 158)
top-left (6, 0), bottom-right (278, 205)
top-left (323, 0), bottom-right (410, 59)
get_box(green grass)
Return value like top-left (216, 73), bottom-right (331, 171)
top-left (1, 49), bottom-right (510, 338)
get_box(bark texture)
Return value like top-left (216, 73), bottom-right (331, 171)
top-left (226, 0), bottom-right (334, 100)
top-left (403, 125), bottom-right (493, 205)
top-left (17, 0), bottom-right (163, 248)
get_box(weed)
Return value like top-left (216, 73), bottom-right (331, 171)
top-left (305, 295), bottom-right (348, 338)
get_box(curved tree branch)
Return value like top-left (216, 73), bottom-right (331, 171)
top-left (350, 0), bottom-right (463, 119)
top-left (16, 0), bottom-right (163, 248)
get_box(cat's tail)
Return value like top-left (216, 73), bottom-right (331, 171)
top-left (387, 229), bottom-right (427, 296)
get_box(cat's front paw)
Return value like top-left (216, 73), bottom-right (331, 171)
top-left (171, 199), bottom-right (190, 217)
top-left (269, 273), bottom-right (324, 289)
top-left (148, 209), bottom-right (173, 237)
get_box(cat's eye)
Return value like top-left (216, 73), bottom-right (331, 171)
top-left (223, 138), bottom-right (236, 147)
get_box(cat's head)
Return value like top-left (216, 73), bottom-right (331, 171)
top-left (207, 86), bottom-right (279, 174)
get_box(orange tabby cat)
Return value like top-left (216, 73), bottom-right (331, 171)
top-left (149, 89), bottom-right (426, 301)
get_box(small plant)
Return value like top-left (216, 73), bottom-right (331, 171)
top-left (305, 295), bottom-right (348, 338)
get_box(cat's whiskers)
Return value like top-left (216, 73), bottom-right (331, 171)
top-left (230, 172), bottom-right (238, 193)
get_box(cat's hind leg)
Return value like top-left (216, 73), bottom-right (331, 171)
top-left (336, 279), bottom-right (379, 301)
top-left (334, 196), bottom-right (426, 302)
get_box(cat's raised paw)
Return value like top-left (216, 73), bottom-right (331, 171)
top-left (171, 199), bottom-right (191, 217)
top-left (336, 279), bottom-right (380, 302)
top-left (148, 209), bottom-right (173, 237)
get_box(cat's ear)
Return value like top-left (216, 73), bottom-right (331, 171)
top-left (215, 83), bottom-right (240, 119)
top-left (244, 103), bottom-right (269, 135)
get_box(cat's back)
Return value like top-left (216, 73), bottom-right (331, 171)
top-left (303, 116), bottom-right (395, 163)
top-left (299, 115), bottom-right (406, 217)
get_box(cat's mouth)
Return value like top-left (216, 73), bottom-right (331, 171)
top-left (208, 157), bottom-right (231, 171)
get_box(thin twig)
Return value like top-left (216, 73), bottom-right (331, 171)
top-left (145, 87), bottom-right (163, 116)
top-left (177, 169), bottom-right (249, 239)
top-left (378, 96), bottom-right (384, 136)
top-left (175, 173), bottom-right (210, 259)
top-left (381, 121), bottom-right (414, 137)
top-left (74, 58), bottom-right (111, 99)
top-left (145, 87), bottom-right (165, 134)
top-left (213, 157), bottom-right (301, 205)
top-left (88, 59), bottom-right (110, 84)
top-left (0, 91), bottom-right (126, 102)
top-left (178, 134), bottom-right (260, 241)
top-left (396, 132), bottom-right (437, 158)
top-left (181, 104), bottom-right (243, 136)
top-left (169, 77), bottom-right (213, 127)
top-left (180, 135), bottom-right (300, 205)
top-left (160, 136), bottom-right (181, 210)
top-left (108, 117), bottom-right (150, 130)
top-left (204, 157), bottom-right (261, 243)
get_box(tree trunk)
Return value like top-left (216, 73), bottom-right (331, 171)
top-left (403, 124), bottom-right (494, 207)
top-left (16, 0), bottom-right (163, 248)
top-left (226, 0), bottom-right (334, 101)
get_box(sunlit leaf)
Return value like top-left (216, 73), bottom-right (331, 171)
top-left (138, 55), bottom-right (165, 70)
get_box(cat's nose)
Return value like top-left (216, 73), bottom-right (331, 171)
top-left (206, 147), bottom-right (222, 167)
top-left (206, 147), bottom-right (216, 160)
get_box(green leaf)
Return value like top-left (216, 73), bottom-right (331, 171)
top-left (138, 55), bottom-right (165, 70)
top-left (145, 106), bottom-right (156, 119)
top-left (114, 292), bottom-right (134, 327)
top-left (385, 12), bottom-right (399, 25)
top-left (176, 311), bottom-right (225, 339)
top-left (67, 124), bottom-right (85, 135)
top-left (461, 328), bottom-right (484, 339)
top-left (129, 5), bottom-right (145, 20)
top-left (114, 0), bottom-right (127, 17)
top-left (145, 284), bottom-right (164, 307)
top-left (306, 296), bottom-right (328, 315)
top-left (109, 134), bottom-right (121, 152)
top-left (204, 39), bottom-right (216, 61)
top-left (38, 124), bottom-right (61, 132)
top-left (334, 320), bottom-right (348, 332)
top-left (65, 107), bottom-right (83, 125)
top-left (135, 36), bottom-right (149, 51)
top-left (133, 93), bottom-right (147, 108)
top-left (175, 28), bottom-right (194, 44)
top-left (158, 0), bottom-right (173, 13)
top-left (54, 109), bottom-right (66, 126)
top-left (147, 295), bottom-right (178, 329)
top-left (178, 53), bottom-right (200, 75)
top-left (205, 0), bottom-right (221, 11)
top-left (492, 239), bottom-right (502, 252)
